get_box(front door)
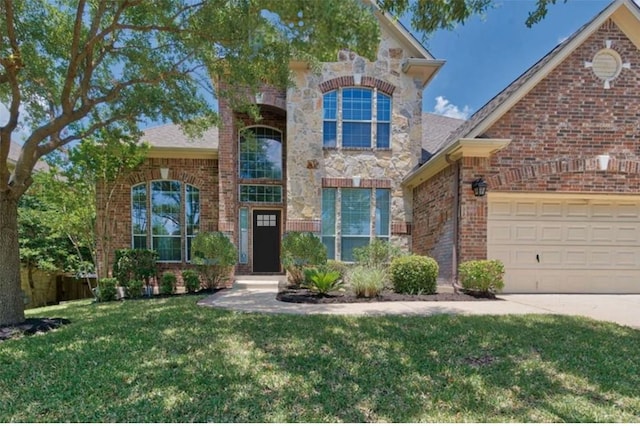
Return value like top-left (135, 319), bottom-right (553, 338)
top-left (252, 210), bottom-right (281, 273)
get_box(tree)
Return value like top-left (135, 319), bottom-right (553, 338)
top-left (0, 0), bottom-right (557, 326)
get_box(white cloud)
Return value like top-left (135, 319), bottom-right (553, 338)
top-left (432, 96), bottom-right (472, 120)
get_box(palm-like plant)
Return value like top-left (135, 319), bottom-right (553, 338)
top-left (303, 268), bottom-right (343, 295)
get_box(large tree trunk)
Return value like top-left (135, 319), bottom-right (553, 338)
top-left (0, 193), bottom-right (25, 326)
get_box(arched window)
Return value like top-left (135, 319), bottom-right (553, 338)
top-left (131, 181), bottom-right (200, 262)
top-left (323, 87), bottom-right (391, 149)
top-left (239, 126), bottom-right (283, 203)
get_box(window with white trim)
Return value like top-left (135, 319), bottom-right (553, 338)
top-left (131, 181), bottom-right (200, 262)
top-left (321, 187), bottom-right (390, 261)
top-left (323, 87), bottom-right (391, 149)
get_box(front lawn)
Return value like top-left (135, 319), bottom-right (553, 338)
top-left (1, 296), bottom-right (639, 422)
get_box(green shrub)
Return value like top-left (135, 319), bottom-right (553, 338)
top-left (191, 232), bottom-right (237, 289)
top-left (348, 265), bottom-right (387, 298)
top-left (160, 273), bottom-right (176, 295)
top-left (96, 278), bottom-right (118, 302)
top-left (182, 269), bottom-right (200, 293)
top-left (326, 260), bottom-right (349, 280)
top-left (303, 267), bottom-right (343, 295)
top-left (389, 255), bottom-right (438, 295)
top-left (113, 249), bottom-right (158, 288)
top-left (126, 279), bottom-right (144, 299)
top-left (353, 238), bottom-right (402, 268)
top-left (281, 232), bottom-right (327, 287)
top-left (458, 259), bottom-right (505, 295)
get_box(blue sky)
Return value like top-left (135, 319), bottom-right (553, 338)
top-left (420, 0), bottom-right (612, 119)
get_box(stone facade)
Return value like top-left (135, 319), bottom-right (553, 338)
top-left (413, 17), bottom-right (640, 281)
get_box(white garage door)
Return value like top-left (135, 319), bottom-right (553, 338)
top-left (488, 193), bottom-right (640, 293)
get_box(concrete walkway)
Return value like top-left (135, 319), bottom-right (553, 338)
top-left (197, 288), bottom-right (640, 329)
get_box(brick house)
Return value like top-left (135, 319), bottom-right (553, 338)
top-left (100, 0), bottom-right (640, 293)
top-left (406, 0), bottom-right (640, 293)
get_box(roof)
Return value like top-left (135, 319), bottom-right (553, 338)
top-left (142, 123), bottom-right (218, 150)
top-left (422, 112), bottom-right (465, 155)
top-left (437, 0), bottom-right (640, 151)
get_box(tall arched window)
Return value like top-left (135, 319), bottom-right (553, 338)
top-left (131, 181), bottom-right (200, 262)
top-left (239, 126), bottom-right (283, 203)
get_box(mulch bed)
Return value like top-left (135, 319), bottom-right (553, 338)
top-left (0, 318), bottom-right (70, 343)
top-left (277, 288), bottom-right (499, 304)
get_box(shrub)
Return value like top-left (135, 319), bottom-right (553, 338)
top-left (303, 267), bottom-right (343, 295)
top-left (126, 279), bottom-right (144, 299)
top-left (353, 239), bottom-right (402, 268)
top-left (182, 270), bottom-right (200, 293)
top-left (281, 232), bottom-right (327, 287)
top-left (113, 249), bottom-right (158, 288)
top-left (325, 260), bottom-right (349, 280)
top-left (96, 278), bottom-right (118, 302)
top-left (389, 255), bottom-right (438, 295)
top-left (191, 232), bottom-right (237, 289)
top-left (458, 260), bottom-right (505, 295)
top-left (348, 265), bottom-right (387, 298)
top-left (160, 273), bottom-right (177, 295)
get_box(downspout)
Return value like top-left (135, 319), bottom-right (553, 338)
top-left (446, 154), bottom-right (460, 293)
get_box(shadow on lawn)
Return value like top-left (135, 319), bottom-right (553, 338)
top-left (1, 297), bottom-right (639, 422)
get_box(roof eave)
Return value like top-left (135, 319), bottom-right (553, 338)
top-left (402, 58), bottom-right (445, 88)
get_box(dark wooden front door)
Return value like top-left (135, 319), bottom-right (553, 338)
top-left (252, 210), bottom-right (281, 273)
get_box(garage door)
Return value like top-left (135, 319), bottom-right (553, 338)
top-left (488, 193), bottom-right (640, 293)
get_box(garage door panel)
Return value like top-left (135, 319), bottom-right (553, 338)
top-left (488, 195), bottom-right (640, 293)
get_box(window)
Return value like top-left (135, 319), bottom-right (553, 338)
top-left (131, 180), bottom-right (200, 262)
top-left (239, 208), bottom-right (249, 264)
top-left (240, 127), bottom-right (282, 180)
top-left (321, 187), bottom-right (391, 261)
top-left (323, 87), bottom-right (391, 149)
top-left (239, 184), bottom-right (282, 203)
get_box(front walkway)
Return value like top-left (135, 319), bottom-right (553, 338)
top-left (197, 288), bottom-right (640, 329)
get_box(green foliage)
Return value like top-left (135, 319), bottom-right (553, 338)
top-left (348, 265), bottom-right (387, 298)
top-left (389, 255), bottom-right (439, 295)
top-left (126, 280), bottom-right (144, 299)
top-left (458, 260), bottom-right (505, 295)
top-left (113, 249), bottom-right (158, 287)
top-left (281, 232), bottom-right (327, 286)
top-left (96, 278), bottom-right (118, 302)
top-left (160, 273), bottom-right (177, 295)
top-left (182, 270), bottom-right (201, 293)
top-left (325, 260), bottom-right (349, 280)
top-left (303, 268), bottom-right (343, 295)
top-left (191, 232), bottom-right (237, 289)
top-left (353, 238), bottom-right (402, 268)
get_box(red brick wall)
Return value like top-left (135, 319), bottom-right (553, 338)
top-left (414, 19), bottom-right (640, 276)
top-left (96, 157), bottom-right (218, 284)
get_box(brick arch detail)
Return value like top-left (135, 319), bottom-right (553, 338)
top-left (487, 157), bottom-right (640, 189)
top-left (318, 76), bottom-right (396, 95)
top-left (127, 169), bottom-right (206, 189)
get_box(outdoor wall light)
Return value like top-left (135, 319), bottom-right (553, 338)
top-left (471, 178), bottom-right (487, 197)
top-left (160, 167), bottom-right (169, 179)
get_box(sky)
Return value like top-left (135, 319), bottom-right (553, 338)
top-left (420, 0), bottom-right (613, 119)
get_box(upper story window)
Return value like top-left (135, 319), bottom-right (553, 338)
top-left (131, 180), bottom-right (200, 262)
top-left (239, 126), bottom-right (282, 180)
top-left (323, 87), bottom-right (391, 149)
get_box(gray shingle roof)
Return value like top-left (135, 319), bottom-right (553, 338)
top-left (141, 123), bottom-right (218, 150)
top-left (422, 112), bottom-right (466, 155)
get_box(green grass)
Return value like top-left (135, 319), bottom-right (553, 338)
top-left (1, 296), bottom-right (639, 422)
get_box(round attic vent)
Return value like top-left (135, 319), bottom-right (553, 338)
top-left (591, 49), bottom-right (622, 81)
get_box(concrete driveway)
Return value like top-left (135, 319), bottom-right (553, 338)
top-left (199, 289), bottom-right (640, 329)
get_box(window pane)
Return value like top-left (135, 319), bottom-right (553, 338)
top-left (133, 235), bottom-right (147, 250)
top-left (185, 185), bottom-right (199, 262)
top-left (376, 123), bottom-right (390, 149)
top-left (375, 189), bottom-right (390, 237)
top-left (342, 88), bottom-right (372, 120)
top-left (341, 189), bottom-right (370, 236)
top-left (153, 236), bottom-right (181, 262)
top-left (322, 237), bottom-right (336, 260)
top-left (377, 93), bottom-right (391, 121)
top-left (323, 91), bottom-right (337, 119)
top-left (239, 185), bottom-right (282, 203)
top-left (322, 188), bottom-right (336, 236)
top-left (323, 121), bottom-right (337, 147)
top-left (341, 237), bottom-right (369, 262)
top-left (343, 122), bottom-right (371, 148)
top-left (239, 127), bottom-right (282, 179)
top-left (151, 181), bottom-right (181, 237)
top-left (239, 208), bottom-right (249, 264)
top-left (131, 184), bottom-right (147, 244)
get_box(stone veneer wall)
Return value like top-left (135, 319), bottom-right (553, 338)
top-left (286, 24), bottom-right (423, 253)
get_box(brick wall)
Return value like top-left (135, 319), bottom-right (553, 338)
top-left (96, 156), bottom-right (218, 282)
top-left (414, 19), bottom-right (640, 277)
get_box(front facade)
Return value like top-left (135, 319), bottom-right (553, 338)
top-left (101, 0), bottom-right (640, 293)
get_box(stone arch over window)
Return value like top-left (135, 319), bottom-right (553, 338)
top-left (319, 76), bottom-right (396, 95)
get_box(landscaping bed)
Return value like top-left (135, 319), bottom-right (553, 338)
top-left (277, 287), bottom-right (498, 304)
